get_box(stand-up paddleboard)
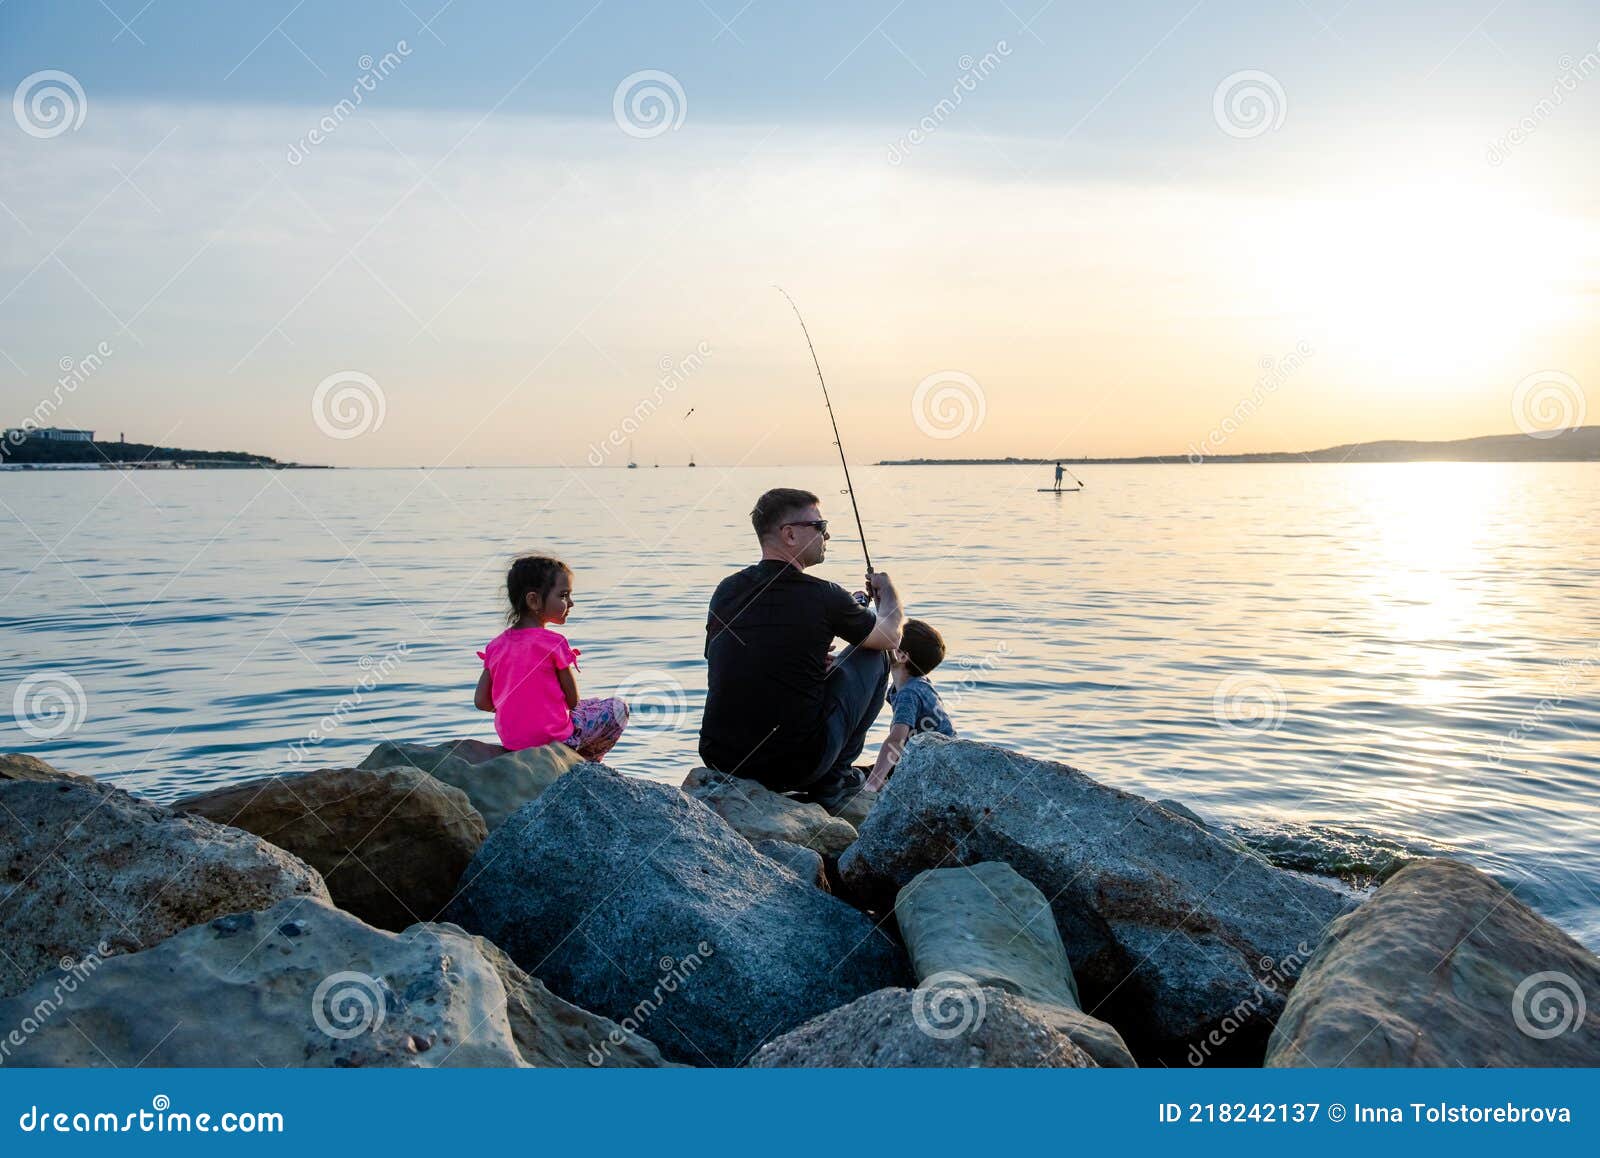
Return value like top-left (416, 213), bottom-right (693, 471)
top-left (1038, 487), bottom-right (1083, 492)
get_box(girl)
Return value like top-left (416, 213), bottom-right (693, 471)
top-left (475, 555), bottom-right (628, 761)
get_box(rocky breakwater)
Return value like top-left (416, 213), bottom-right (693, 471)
top-left (446, 763), bottom-right (906, 1065)
top-left (840, 735), bottom-right (1356, 1064)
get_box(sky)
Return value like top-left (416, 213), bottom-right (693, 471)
top-left (1, 0), bottom-right (1597, 466)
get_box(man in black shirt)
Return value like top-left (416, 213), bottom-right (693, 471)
top-left (700, 487), bottom-right (905, 809)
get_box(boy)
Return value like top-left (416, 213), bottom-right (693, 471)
top-left (864, 619), bottom-right (956, 791)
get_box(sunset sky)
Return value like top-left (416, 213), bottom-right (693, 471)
top-left (2, 0), bottom-right (1596, 466)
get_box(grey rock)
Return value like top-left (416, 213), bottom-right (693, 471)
top-left (682, 766), bottom-right (858, 856)
top-left (460, 928), bottom-right (672, 1067)
top-left (895, 861), bottom-right (1136, 1067)
top-left (360, 739), bottom-right (584, 831)
top-left (0, 753), bottom-right (92, 785)
top-left (0, 898), bottom-right (523, 1067)
top-left (445, 764), bottom-right (905, 1066)
top-left (831, 785), bottom-right (879, 829)
top-left (1267, 859), bottom-right (1600, 1067)
top-left (748, 986), bottom-right (1097, 1068)
top-left (754, 839), bottom-right (830, 892)
top-left (177, 765), bottom-right (487, 932)
top-left (0, 778), bottom-right (330, 999)
top-left (840, 735), bottom-right (1354, 1063)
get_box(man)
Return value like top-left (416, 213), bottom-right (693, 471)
top-left (699, 487), bottom-right (904, 810)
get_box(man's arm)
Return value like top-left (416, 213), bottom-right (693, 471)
top-left (859, 570), bottom-right (905, 651)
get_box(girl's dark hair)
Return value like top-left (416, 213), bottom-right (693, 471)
top-left (899, 619), bottom-right (946, 678)
top-left (505, 555), bottom-right (570, 624)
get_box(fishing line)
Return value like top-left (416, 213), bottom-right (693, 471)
top-left (774, 285), bottom-right (874, 579)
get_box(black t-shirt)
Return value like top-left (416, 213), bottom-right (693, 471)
top-left (699, 559), bottom-right (878, 787)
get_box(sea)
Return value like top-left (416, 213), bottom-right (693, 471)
top-left (3, 462), bottom-right (1597, 946)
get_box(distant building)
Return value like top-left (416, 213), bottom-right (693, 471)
top-left (4, 427), bottom-right (95, 442)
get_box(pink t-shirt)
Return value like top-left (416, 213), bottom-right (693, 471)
top-left (477, 626), bottom-right (580, 750)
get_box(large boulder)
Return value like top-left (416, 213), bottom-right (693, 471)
top-left (177, 765), bottom-right (488, 932)
top-left (1267, 859), bottom-right (1600, 1067)
top-left (0, 778), bottom-right (330, 999)
top-left (360, 739), bottom-right (583, 831)
top-left (681, 766), bottom-right (858, 856)
top-left (0, 898), bottom-right (525, 1066)
top-left (895, 861), bottom-right (1135, 1067)
top-left (748, 986), bottom-right (1097, 1067)
top-left (445, 764), bottom-right (905, 1066)
top-left (840, 735), bottom-right (1354, 1063)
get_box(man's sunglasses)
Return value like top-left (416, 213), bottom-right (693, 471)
top-left (782, 519), bottom-right (828, 534)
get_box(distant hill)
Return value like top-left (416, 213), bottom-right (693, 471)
top-left (880, 427), bottom-right (1600, 466)
top-left (1, 432), bottom-right (321, 469)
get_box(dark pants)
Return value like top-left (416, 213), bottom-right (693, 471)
top-left (800, 643), bottom-right (890, 787)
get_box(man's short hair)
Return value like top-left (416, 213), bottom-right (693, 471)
top-left (751, 487), bottom-right (820, 540)
top-left (899, 619), bottom-right (946, 678)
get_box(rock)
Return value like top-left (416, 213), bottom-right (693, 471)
top-left (1155, 798), bottom-right (1208, 827)
top-left (832, 785), bottom-right (879, 829)
top-left (681, 766), bottom-right (858, 856)
top-left (177, 765), bottom-right (487, 933)
top-left (748, 986), bottom-right (1097, 1067)
top-left (446, 764), bottom-right (905, 1066)
top-left (754, 839), bottom-right (830, 892)
top-left (894, 861), bottom-right (1136, 1067)
top-left (840, 735), bottom-right (1354, 1063)
top-left (1267, 859), bottom-right (1600, 1067)
top-left (0, 752), bottom-right (92, 784)
top-left (464, 929), bottom-right (672, 1067)
top-left (0, 779), bottom-right (330, 999)
top-left (360, 739), bottom-right (584, 831)
top-left (0, 898), bottom-right (524, 1066)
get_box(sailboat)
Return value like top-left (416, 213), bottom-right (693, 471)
top-left (627, 440), bottom-right (638, 469)
top-left (688, 449), bottom-right (696, 468)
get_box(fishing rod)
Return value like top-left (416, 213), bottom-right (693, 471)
top-left (774, 285), bottom-right (875, 581)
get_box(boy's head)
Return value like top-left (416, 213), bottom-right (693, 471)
top-left (895, 619), bottom-right (946, 678)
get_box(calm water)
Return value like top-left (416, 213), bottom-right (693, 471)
top-left (3, 463), bottom-right (1597, 944)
